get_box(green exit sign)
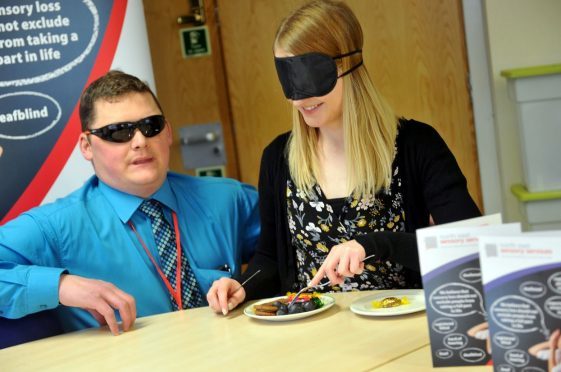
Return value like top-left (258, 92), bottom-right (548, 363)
top-left (180, 26), bottom-right (211, 58)
top-left (196, 166), bottom-right (225, 178)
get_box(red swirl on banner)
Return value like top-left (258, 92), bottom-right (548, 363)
top-left (1, 0), bottom-right (128, 225)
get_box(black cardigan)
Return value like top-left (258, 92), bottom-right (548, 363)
top-left (238, 119), bottom-right (481, 300)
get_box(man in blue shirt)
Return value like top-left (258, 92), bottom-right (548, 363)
top-left (0, 71), bottom-right (260, 336)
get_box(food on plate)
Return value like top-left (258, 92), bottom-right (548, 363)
top-left (253, 299), bottom-right (287, 316)
top-left (372, 296), bottom-right (410, 309)
top-left (252, 293), bottom-right (324, 316)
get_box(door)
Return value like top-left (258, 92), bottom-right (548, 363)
top-left (144, 0), bottom-right (483, 210)
top-left (143, 0), bottom-right (239, 178)
top-left (217, 0), bottom-right (483, 209)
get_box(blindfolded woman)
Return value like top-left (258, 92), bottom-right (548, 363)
top-left (207, 0), bottom-right (480, 315)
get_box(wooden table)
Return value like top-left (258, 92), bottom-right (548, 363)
top-left (0, 290), bottom-right (488, 371)
top-left (374, 344), bottom-right (493, 371)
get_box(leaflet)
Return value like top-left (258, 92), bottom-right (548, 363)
top-left (416, 214), bottom-right (520, 367)
top-left (479, 233), bottom-right (561, 372)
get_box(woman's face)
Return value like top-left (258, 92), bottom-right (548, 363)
top-left (274, 48), bottom-right (344, 130)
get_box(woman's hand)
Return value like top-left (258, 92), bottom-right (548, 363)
top-left (308, 240), bottom-right (366, 287)
top-left (206, 277), bottom-right (245, 315)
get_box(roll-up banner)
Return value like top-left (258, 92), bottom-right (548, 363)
top-left (0, 0), bottom-right (155, 223)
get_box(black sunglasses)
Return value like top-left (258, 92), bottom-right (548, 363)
top-left (84, 115), bottom-right (166, 143)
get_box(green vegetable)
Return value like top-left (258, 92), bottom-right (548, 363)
top-left (311, 297), bottom-right (323, 308)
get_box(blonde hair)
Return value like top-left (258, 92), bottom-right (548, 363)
top-left (274, 0), bottom-right (398, 198)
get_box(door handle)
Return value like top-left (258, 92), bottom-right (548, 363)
top-left (177, 0), bottom-right (205, 25)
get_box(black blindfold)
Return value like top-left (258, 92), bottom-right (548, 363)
top-left (274, 49), bottom-right (363, 100)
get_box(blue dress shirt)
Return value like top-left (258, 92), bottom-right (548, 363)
top-left (0, 172), bottom-right (259, 332)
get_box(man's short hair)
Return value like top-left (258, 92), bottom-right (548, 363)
top-left (79, 70), bottom-right (163, 131)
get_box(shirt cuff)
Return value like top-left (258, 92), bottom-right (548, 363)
top-left (26, 266), bottom-right (67, 313)
top-left (354, 234), bottom-right (379, 257)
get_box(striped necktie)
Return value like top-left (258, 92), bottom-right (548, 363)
top-left (139, 199), bottom-right (203, 309)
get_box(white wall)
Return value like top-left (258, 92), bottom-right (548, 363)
top-left (483, 0), bottom-right (561, 223)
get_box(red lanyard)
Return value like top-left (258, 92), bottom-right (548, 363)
top-left (129, 211), bottom-right (183, 309)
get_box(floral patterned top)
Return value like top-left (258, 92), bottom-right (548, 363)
top-left (287, 151), bottom-right (410, 292)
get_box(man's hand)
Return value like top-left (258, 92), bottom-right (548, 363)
top-left (206, 277), bottom-right (245, 315)
top-left (309, 240), bottom-right (366, 287)
top-left (58, 274), bottom-right (137, 335)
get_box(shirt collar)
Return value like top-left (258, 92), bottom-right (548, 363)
top-left (98, 177), bottom-right (178, 223)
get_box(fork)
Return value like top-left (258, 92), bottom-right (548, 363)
top-left (232, 269), bottom-right (261, 294)
top-left (287, 281), bottom-right (331, 308)
top-left (288, 254), bottom-right (376, 307)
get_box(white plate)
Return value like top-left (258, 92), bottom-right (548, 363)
top-left (244, 295), bottom-right (335, 322)
top-left (350, 289), bottom-right (426, 317)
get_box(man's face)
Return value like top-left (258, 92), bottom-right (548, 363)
top-left (79, 92), bottom-right (172, 198)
